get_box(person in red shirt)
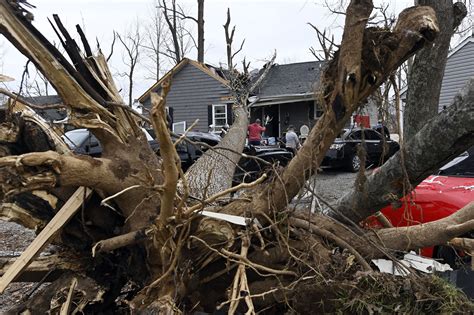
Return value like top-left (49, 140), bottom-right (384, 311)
top-left (248, 119), bottom-right (266, 145)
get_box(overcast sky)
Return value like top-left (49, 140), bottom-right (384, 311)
top-left (1, 0), bottom-right (417, 101)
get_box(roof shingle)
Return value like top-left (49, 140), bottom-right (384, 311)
top-left (253, 61), bottom-right (324, 98)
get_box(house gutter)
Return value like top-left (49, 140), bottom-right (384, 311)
top-left (250, 92), bottom-right (315, 107)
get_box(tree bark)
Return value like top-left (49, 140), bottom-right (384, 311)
top-left (373, 202), bottom-right (474, 253)
top-left (185, 101), bottom-right (248, 199)
top-left (197, 0), bottom-right (204, 63)
top-left (403, 0), bottom-right (467, 140)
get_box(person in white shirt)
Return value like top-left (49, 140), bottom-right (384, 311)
top-left (285, 125), bottom-right (300, 155)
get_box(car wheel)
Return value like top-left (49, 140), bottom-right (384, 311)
top-left (348, 154), bottom-right (361, 172)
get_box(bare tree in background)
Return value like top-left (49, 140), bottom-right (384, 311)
top-left (116, 22), bottom-right (143, 106)
top-left (197, 0), bottom-right (204, 63)
top-left (23, 66), bottom-right (50, 97)
top-left (224, 8), bottom-right (245, 70)
top-left (143, 2), bottom-right (168, 81)
top-left (161, 0), bottom-right (182, 63)
top-left (158, 0), bottom-right (204, 64)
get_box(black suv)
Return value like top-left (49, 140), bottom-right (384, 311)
top-left (322, 128), bottom-right (400, 172)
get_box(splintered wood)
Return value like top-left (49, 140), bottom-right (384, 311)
top-left (0, 187), bottom-right (92, 293)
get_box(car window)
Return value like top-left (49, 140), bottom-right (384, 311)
top-left (364, 130), bottom-right (382, 141)
top-left (348, 131), bottom-right (362, 140)
top-left (438, 148), bottom-right (474, 177)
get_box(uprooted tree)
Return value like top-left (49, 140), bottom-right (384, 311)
top-left (0, 0), bottom-right (473, 313)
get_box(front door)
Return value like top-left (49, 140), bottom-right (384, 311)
top-left (262, 105), bottom-right (279, 138)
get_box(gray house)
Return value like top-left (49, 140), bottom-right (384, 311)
top-left (401, 34), bottom-right (474, 113)
top-left (139, 59), bottom-right (379, 138)
top-left (138, 58), bottom-right (233, 133)
top-left (139, 59), bottom-right (328, 138)
top-left (438, 34), bottom-right (474, 111)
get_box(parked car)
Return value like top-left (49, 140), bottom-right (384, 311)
top-left (233, 145), bottom-right (293, 184)
top-left (365, 146), bottom-right (474, 266)
top-left (62, 129), bottom-right (293, 183)
top-left (321, 128), bottom-right (400, 172)
top-left (62, 128), bottom-right (159, 157)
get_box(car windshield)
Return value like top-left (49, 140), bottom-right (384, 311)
top-left (438, 146), bottom-right (474, 177)
top-left (62, 129), bottom-right (88, 149)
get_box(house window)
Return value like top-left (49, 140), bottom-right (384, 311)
top-left (212, 104), bottom-right (227, 131)
top-left (172, 121), bottom-right (187, 134)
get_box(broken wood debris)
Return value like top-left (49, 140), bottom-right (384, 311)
top-left (0, 187), bottom-right (92, 293)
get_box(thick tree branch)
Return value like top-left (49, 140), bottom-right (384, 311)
top-left (0, 151), bottom-right (118, 197)
top-left (0, 1), bottom-right (113, 121)
top-left (404, 1), bottom-right (467, 140)
top-left (150, 83), bottom-right (178, 225)
top-left (238, 5), bottom-right (439, 218)
top-left (373, 202), bottom-right (474, 252)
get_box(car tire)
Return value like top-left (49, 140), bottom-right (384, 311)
top-left (347, 154), bottom-right (361, 172)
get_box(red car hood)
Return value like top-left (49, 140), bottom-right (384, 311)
top-left (369, 175), bottom-right (474, 228)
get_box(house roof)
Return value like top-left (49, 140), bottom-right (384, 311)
top-left (253, 61), bottom-right (324, 99)
top-left (23, 95), bottom-right (66, 122)
top-left (138, 58), bottom-right (229, 103)
top-left (24, 95), bottom-right (63, 106)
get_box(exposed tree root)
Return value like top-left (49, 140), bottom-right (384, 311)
top-left (0, 1), bottom-right (472, 313)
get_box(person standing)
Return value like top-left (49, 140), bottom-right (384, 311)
top-left (374, 120), bottom-right (390, 139)
top-left (248, 119), bottom-right (266, 145)
top-left (285, 125), bottom-right (300, 155)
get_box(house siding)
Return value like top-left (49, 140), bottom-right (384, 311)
top-left (141, 63), bottom-right (231, 132)
top-left (439, 40), bottom-right (474, 111)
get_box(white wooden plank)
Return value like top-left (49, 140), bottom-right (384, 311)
top-left (0, 187), bottom-right (92, 293)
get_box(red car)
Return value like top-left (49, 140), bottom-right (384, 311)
top-left (366, 147), bottom-right (474, 264)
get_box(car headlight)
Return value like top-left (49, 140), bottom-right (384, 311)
top-left (330, 143), bottom-right (344, 150)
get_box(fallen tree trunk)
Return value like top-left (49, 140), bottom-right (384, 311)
top-left (185, 53), bottom-right (276, 199)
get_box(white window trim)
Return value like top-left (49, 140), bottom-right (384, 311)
top-left (172, 121), bottom-right (187, 134)
top-left (212, 104), bottom-right (228, 132)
